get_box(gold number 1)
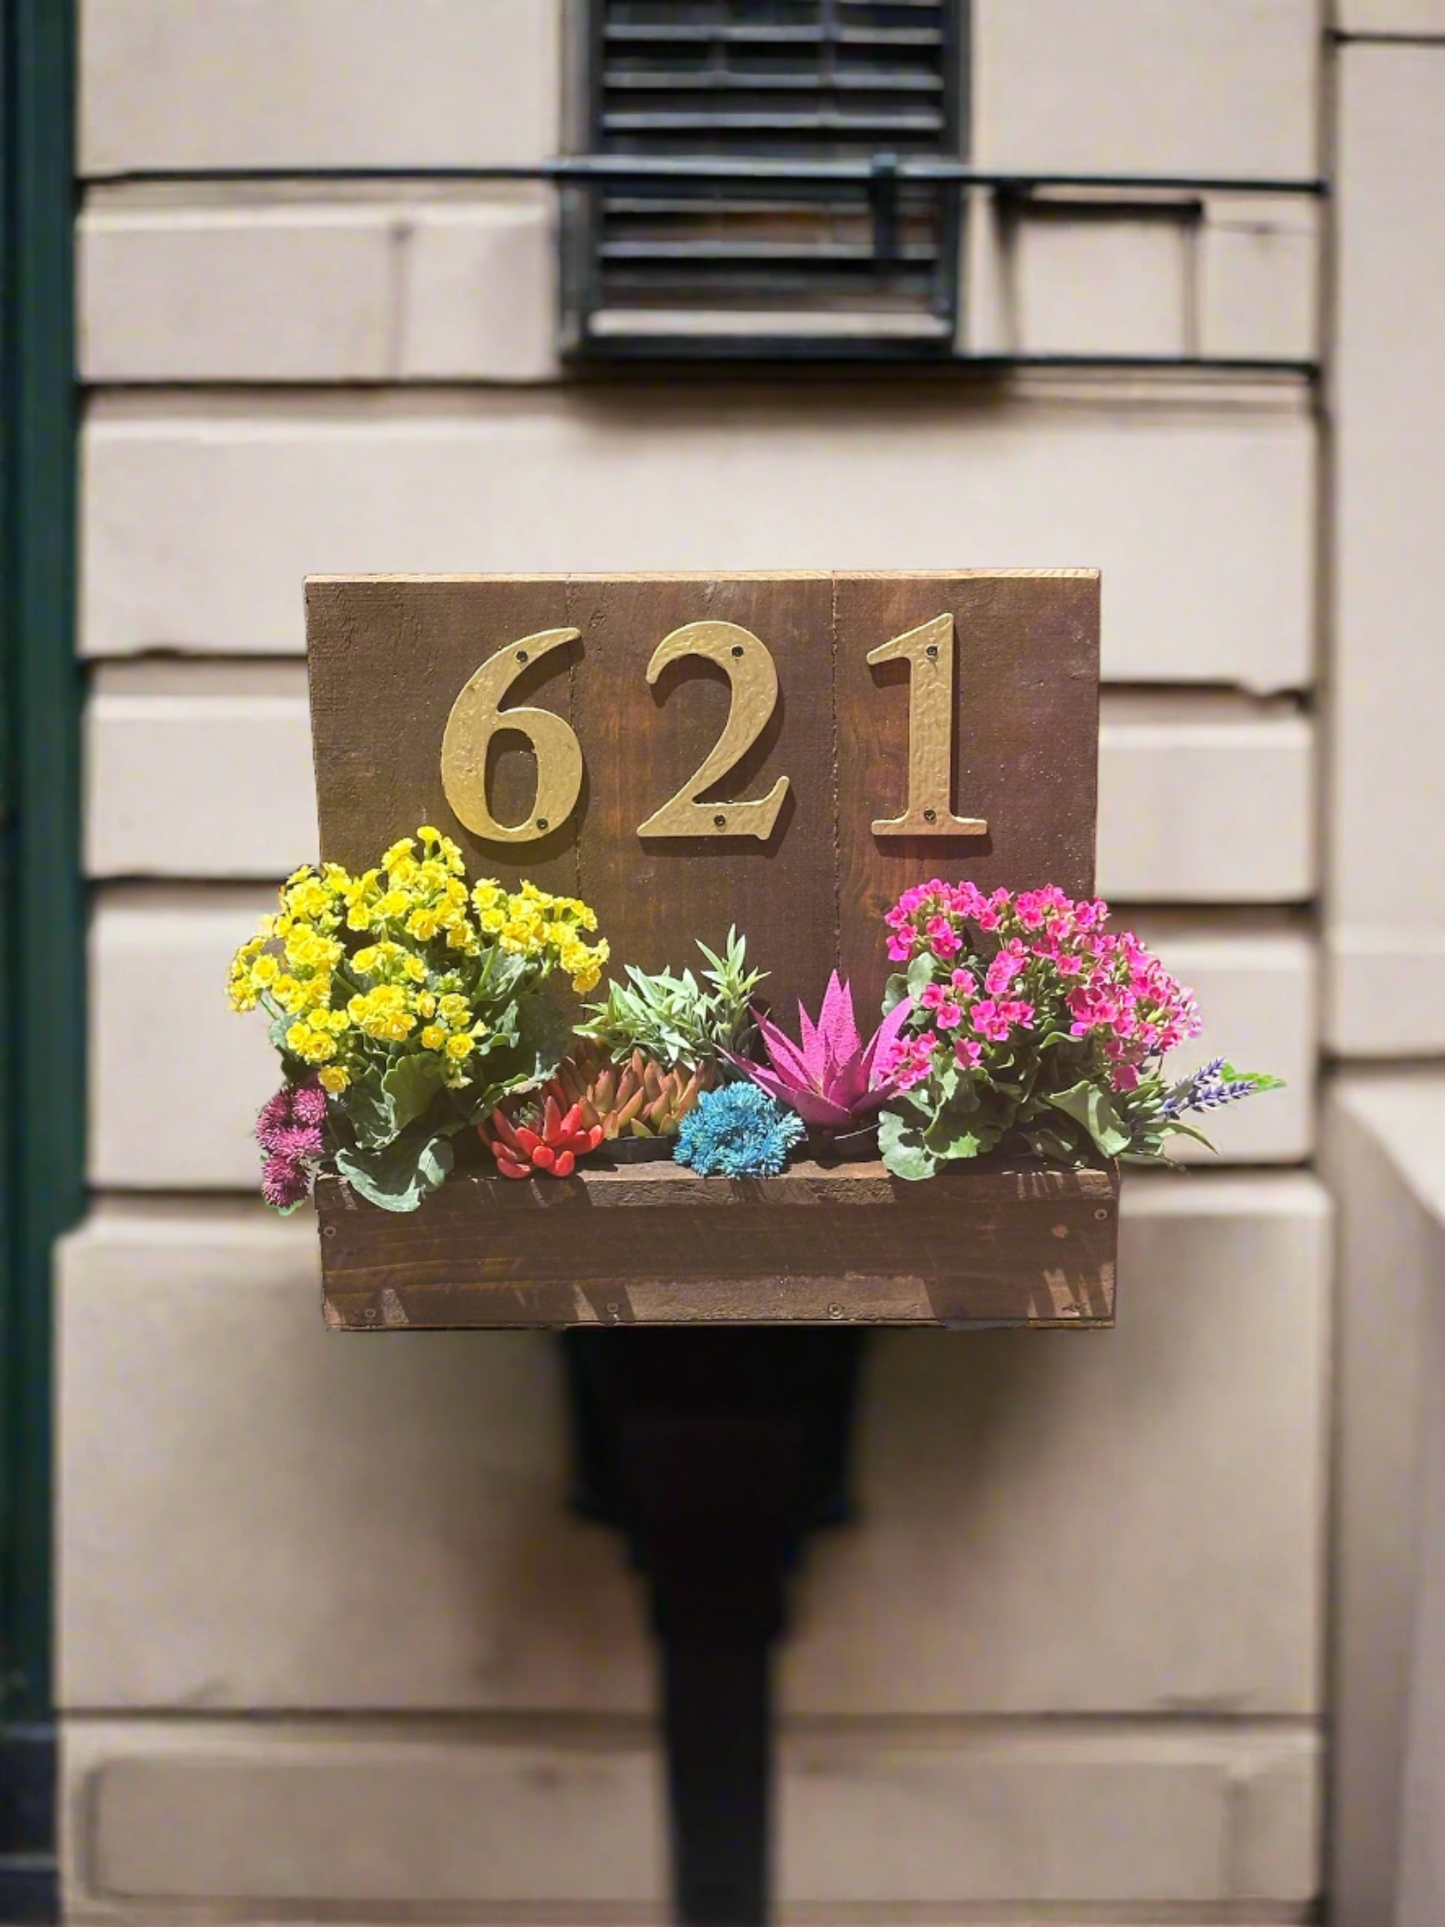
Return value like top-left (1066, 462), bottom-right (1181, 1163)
top-left (868, 613), bottom-right (988, 838)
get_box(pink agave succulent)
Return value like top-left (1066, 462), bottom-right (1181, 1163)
top-left (729, 972), bottom-right (913, 1129)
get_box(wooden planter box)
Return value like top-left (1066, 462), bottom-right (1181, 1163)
top-left (316, 1156), bottom-right (1119, 1331)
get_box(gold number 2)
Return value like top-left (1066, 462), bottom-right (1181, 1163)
top-left (867, 613), bottom-right (988, 838)
top-left (440, 628), bottom-right (583, 843)
top-left (636, 621), bottom-right (790, 840)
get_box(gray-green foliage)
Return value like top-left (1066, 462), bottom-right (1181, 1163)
top-left (575, 928), bottom-right (765, 1073)
top-left (323, 968), bottom-right (571, 1212)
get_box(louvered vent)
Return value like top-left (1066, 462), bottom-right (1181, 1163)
top-left (566, 0), bottom-right (964, 357)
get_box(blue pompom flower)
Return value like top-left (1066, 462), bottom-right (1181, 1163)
top-left (674, 1082), bottom-right (805, 1178)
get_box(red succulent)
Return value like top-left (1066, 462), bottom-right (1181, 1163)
top-left (478, 1090), bottom-right (604, 1179)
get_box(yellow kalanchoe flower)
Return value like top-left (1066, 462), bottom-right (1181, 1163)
top-left (228, 828), bottom-right (606, 1178)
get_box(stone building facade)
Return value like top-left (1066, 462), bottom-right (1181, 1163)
top-left (58, 3), bottom-right (1445, 1921)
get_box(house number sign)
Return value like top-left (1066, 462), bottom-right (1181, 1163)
top-left (305, 571), bottom-right (1099, 1013)
top-left (439, 614), bottom-right (986, 846)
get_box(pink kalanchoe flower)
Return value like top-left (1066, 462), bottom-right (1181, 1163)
top-left (261, 1153), bottom-right (309, 1210)
top-left (924, 915), bottom-right (961, 959)
top-left (985, 940), bottom-right (1027, 997)
top-left (954, 1036), bottom-right (984, 1069)
top-left (733, 973), bottom-right (915, 1128)
top-left (968, 998), bottom-right (1013, 1043)
top-left (882, 1033), bottom-right (938, 1092)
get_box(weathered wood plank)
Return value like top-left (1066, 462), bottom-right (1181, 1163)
top-left (567, 572), bottom-right (837, 1013)
top-left (316, 1156), bottom-right (1119, 1331)
top-left (305, 574), bottom-right (581, 896)
top-left (834, 571), bottom-right (1100, 1012)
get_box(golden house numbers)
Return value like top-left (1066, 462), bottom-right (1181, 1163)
top-left (440, 615), bottom-right (987, 845)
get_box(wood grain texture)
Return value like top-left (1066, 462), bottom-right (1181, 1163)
top-left (835, 571), bottom-right (1100, 1012)
top-left (316, 1156), bottom-right (1119, 1331)
top-left (306, 576), bottom-right (580, 896)
top-left (567, 573), bottom-right (837, 1012)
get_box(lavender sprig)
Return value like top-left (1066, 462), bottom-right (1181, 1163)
top-left (1161, 1057), bottom-right (1282, 1120)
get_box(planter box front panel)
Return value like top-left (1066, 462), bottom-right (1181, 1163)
top-left (316, 1158), bottom-right (1119, 1331)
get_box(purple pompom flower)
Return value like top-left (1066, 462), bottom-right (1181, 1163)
top-left (267, 1122), bottom-right (326, 1161)
top-left (255, 1088), bottom-right (295, 1151)
top-left (261, 1154), bottom-right (309, 1210)
top-left (290, 1081), bottom-right (328, 1127)
top-left (256, 1077), bottom-right (329, 1153)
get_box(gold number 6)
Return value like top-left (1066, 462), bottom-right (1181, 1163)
top-left (440, 628), bottom-right (583, 843)
top-left (636, 621), bottom-right (790, 840)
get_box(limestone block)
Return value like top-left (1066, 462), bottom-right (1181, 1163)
top-left (1324, 1071), bottom-right (1445, 1927)
top-left (1330, 46), bottom-right (1445, 1053)
top-left (82, 386), bottom-right (1316, 689)
top-left (78, 204), bottom-right (397, 382)
top-left (1199, 195), bottom-right (1321, 363)
top-left (965, 192), bottom-right (1319, 366)
top-left (400, 198), bottom-right (559, 382)
top-left (63, 1719), bottom-right (664, 1917)
top-left (1097, 692), bottom-right (1314, 903)
top-left (56, 1711), bottom-right (1317, 1919)
top-left (85, 670), bottom-right (1316, 904)
top-left (81, 0), bottom-right (561, 175)
top-left (778, 1725), bottom-right (1319, 1908)
top-left (1005, 206), bottom-right (1190, 359)
top-left (973, 0), bottom-right (1320, 177)
top-left (59, 1716), bottom-right (1317, 1919)
top-left (56, 1200), bottom-right (653, 1714)
top-left (783, 1173), bottom-right (1330, 1718)
top-left (79, 193), bottom-right (561, 384)
top-left (85, 665), bottom-right (317, 878)
top-left (1128, 915), bottom-right (1317, 1164)
top-left (88, 887), bottom-right (280, 1188)
top-left (1337, 0), bottom-right (1445, 28)
top-left (58, 1174), bottom-right (1329, 1718)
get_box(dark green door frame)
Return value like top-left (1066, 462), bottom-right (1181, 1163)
top-left (1, 0), bottom-right (82, 1914)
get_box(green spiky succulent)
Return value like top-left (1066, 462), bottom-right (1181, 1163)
top-left (574, 928), bottom-right (765, 1074)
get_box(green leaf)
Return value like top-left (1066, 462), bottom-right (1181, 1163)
top-left (342, 1076), bottom-right (399, 1151)
top-left (924, 1113), bottom-right (997, 1161)
top-left (1163, 1118), bottom-right (1218, 1152)
top-left (905, 952), bottom-right (937, 1001)
top-left (882, 971), bottom-right (911, 1017)
top-left (934, 1057), bottom-right (965, 1108)
top-left (267, 1007), bottom-right (295, 1055)
top-left (335, 1120), bottom-right (455, 1214)
top-left (380, 1052), bottom-right (447, 1136)
top-left (878, 1106), bottom-right (938, 1181)
top-left (1045, 1080), bottom-right (1133, 1158)
top-left (511, 993), bottom-right (569, 1086)
top-left (1220, 1063), bottom-right (1287, 1092)
top-left (1020, 1120), bottom-right (1084, 1163)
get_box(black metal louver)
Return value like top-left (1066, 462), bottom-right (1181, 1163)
top-left (564, 0), bottom-right (965, 359)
